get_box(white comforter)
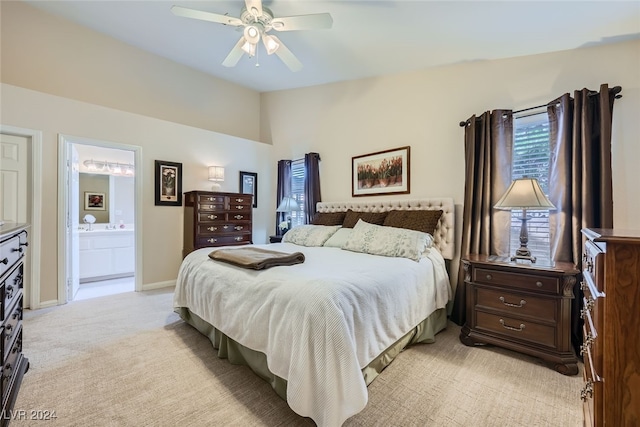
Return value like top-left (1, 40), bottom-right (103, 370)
top-left (174, 243), bottom-right (451, 426)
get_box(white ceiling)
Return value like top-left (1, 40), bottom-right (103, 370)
top-left (24, 0), bottom-right (640, 93)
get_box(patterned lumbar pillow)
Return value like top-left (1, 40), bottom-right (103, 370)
top-left (343, 219), bottom-right (434, 261)
top-left (383, 209), bottom-right (443, 234)
top-left (282, 225), bottom-right (341, 247)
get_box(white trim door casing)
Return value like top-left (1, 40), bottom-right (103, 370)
top-left (0, 125), bottom-right (43, 310)
top-left (57, 134), bottom-right (143, 305)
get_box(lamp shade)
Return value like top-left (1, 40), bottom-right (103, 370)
top-left (494, 178), bottom-right (555, 210)
top-left (208, 166), bottom-right (225, 182)
top-left (276, 196), bottom-right (299, 213)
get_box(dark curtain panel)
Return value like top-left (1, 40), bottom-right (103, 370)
top-left (276, 159), bottom-right (292, 235)
top-left (450, 110), bottom-right (513, 326)
top-left (304, 152), bottom-right (322, 224)
top-left (547, 83), bottom-right (619, 355)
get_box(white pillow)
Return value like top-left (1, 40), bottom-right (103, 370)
top-left (322, 228), bottom-right (353, 248)
top-left (343, 219), bottom-right (433, 261)
top-left (282, 225), bottom-right (341, 247)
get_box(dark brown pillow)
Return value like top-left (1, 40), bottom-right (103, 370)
top-left (383, 209), bottom-right (443, 235)
top-left (342, 209), bottom-right (388, 228)
top-left (311, 212), bottom-right (347, 226)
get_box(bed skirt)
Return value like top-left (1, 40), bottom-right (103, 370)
top-left (177, 307), bottom-right (448, 401)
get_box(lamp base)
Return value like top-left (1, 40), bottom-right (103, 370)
top-left (511, 247), bottom-right (536, 263)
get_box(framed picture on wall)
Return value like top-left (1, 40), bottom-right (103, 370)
top-left (84, 192), bottom-right (106, 210)
top-left (239, 171), bottom-right (258, 208)
top-left (155, 160), bottom-right (183, 206)
top-left (352, 146), bottom-right (410, 197)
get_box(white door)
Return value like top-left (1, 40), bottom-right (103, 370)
top-left (0, 133), bottom-right (30, 304)
top-left (67, 145), bottom-right (80, 300)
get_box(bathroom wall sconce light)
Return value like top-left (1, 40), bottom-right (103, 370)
top-left (208, 166), bottom-right (225, 182)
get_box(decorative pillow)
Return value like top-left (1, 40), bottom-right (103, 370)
top-left (311, 212), bottom-right (347, 226)
top-left (282, 225), bottom-right (341, 247)
top-left (322, 228), bottom-right (353, 248)
top-left (343, 219), bottom-right (434, 261)
top-left (342, 209), bottom-right (388, 228)
top-left (383, 209), bottom-right (443, 234)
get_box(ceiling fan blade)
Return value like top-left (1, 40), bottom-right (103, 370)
top-left (222, 37), bottom-right (247, 67)
top-left (171, 5), bottom-right (243, 26)
top-left (270, 35), bottom-right (303, 72)
top-left (271, 13), bottom-right (333, 31)
top-left (245, 0), bottom-right (263, 18)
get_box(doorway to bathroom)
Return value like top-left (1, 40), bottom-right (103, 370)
top-left (58, 135), bottom-right (142, 303)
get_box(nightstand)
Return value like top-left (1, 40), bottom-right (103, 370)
top-left (459, 254), bottom-right (579, 375)
top-left (269, 235), bottom-right (283, 243)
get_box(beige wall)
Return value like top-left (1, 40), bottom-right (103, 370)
top-left (261, 39), bottom-right (640, 289)
top-left (1, 83), bottom-right (273, 305)
top-left (0, 1), bottom-right (261, 142)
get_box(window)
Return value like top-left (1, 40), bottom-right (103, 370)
top-left (510, 113), bottom-right (551, 261)
top-left (289, 159), bottom-right (306, 227)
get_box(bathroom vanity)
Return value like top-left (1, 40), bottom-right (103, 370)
top-left (78, 227), bottom-right (134, 282)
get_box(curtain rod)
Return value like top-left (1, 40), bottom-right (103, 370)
top-left (458, 86), bottom-right (623, 127)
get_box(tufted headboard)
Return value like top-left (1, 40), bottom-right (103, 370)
top-left (316, 198), bottom-right (455, 260)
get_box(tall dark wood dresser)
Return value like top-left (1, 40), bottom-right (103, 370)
top-left (0, 223), bottom-right (29, 426)
top-left (580, 228), bottom-right (640, 426)
top-left (183, 191), bottom-right (253, 258)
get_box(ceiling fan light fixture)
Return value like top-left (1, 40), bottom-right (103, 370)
top-left (262, 34), bottom-right (280, 55)
top-left (243, 25), bottom-right (261, 44)
top-left (241, 40), bottom-right (257, 57)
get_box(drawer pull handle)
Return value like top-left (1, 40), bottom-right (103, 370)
top-left (499, 319), bottom-right (525, 332)
top-left (485, 274), bottom-right (492, 280)
top-left (234, 215), bottom-right (244, 220)
top-left (207, 238), bottom-right (217, 243)
top-left (236, 205), bottom-right (243, 209)
top-left (207, 227), bottom-right (217, 232)
top-left (235, 198), bottom-right (244, 202)
top-left (585, 260), bottom-right (593, 272)
top-left (11, 247), bottom-right (23, 253)
top-left (234, 226), bottom-right (243, 231)
top-left (0, 258), bottom-right (7, 265)
top-left (207, 215), bottom-right (218, 220)
top-left (535, 281), bottom-right (543, 288)
top-left (584, 296), bottom-right (595, 312)
top-left (499, 297), bottom-right (526, 308)
top-left (234, 237), bottom-right (243, 242)
top-left (580, 334), bottom-right (594, 355)
top-left (580, 381), bottom-right (593, 401)
top-left (580, 281), bottom-right (588, 292)
top-left (208, 197), bottom-right (215, 201)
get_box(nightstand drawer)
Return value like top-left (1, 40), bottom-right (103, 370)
top-left (476, 287), bottom-right (556, 322)
top-left (476, 311), bottom-right (556, 348)
top-left (473, 268), bottom-right (559, 294)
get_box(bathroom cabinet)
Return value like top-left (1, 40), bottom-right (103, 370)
top-left (79, 229), bottom-right (134, 282)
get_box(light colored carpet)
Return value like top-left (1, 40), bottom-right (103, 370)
top-left (15, 288), bottom-right (583, 426)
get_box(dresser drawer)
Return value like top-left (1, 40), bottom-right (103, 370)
top-left (198, 202), bottom-right (226, 212)
top-left (1, 327), bottom-right (22, 400)
top-left (473, 268), bottom-right (559, 294)
top-left (0, 265), bottom-right (22, 322)
top-left (198, 212), bottom-right (226, 223)
top-left (196, 234), bottom-right (251, 247)
top-left (227, 212), bottom-right (250, 222)
top-left (227, 202), bottom-right (252, 212)
top-left (197, 223), bottom-right (251, 235)
top-left (2, 296), bottom-right (22, 361)
top-left (0, 234), bottom-right (24, 279)
top-left (197, 194), bottom-right (225, 204)
top-left (476, 311), bottom-right (557, 348)
top-left (475, 287), bottom-right (556, 322)
top-left (583, 240), bottom-right (604, 293)
top-left (228, 195), bottom-right (251, 205)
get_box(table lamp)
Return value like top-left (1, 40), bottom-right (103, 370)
top-left (276, 196), bottom-right (299, 233)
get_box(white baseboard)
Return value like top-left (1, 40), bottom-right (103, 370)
top-left (142, 280), bottom-right (175, 291)
top-left (38, 299), bottom-right (60, 309)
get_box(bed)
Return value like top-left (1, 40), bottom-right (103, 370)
top-left (174, 198), bottom-right (455, 426)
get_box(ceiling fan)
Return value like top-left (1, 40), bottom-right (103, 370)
top-left (171, 0), bottom-right (333, 72)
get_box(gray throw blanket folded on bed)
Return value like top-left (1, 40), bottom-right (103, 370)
top-left (209, 247), bottom-right (305, 270)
